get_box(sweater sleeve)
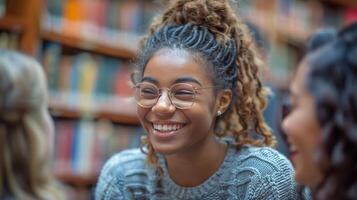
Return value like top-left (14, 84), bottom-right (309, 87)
top-left (244, 148), bottom-right (298, 200)
top-left (95, 153), bottom-right (127, 200)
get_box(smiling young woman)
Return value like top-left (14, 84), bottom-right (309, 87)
top-left (283, 22), bottom-right (357, 200)
top-left (96, 0), bottom-right (298, 199)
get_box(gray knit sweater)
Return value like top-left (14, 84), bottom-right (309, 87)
top-left (96, 141), bottom-right (298, 200)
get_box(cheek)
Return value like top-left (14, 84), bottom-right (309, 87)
top-left (188, 104), bottom-right (216, 131)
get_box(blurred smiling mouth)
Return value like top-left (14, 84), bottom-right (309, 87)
top-left (289, 143), bottom-right (299, 161)
top-left (153, 123), bottom-right (185, 132)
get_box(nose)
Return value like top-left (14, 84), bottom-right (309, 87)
top-left (151, 91), bottom-right (176, 115)
top-left (281, 116), bottom-right (291, 136)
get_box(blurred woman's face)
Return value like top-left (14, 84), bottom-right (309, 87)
top-left (282, 60), bottom-right (323, 188)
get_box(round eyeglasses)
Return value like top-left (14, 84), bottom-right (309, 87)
top-left (133, 82), bottom-right (218, 109)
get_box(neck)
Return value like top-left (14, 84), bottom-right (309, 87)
top-left (165, 137), bottom-right (227, 187)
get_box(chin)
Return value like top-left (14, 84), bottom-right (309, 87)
top-left (295, 168), bottom-right (319, 188)
top-left (150, 140), bottom-right (178, 154)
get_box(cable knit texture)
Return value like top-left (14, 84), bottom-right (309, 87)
top-left (96, 140), bottom-right (299, 200)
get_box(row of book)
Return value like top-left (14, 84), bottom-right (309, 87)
top-left (42, 0), bottom-right (160, 42)
top-left (41, 42), bottom-right (134, 105)
top-left (0, 32), bottom-right (19, 50)
top-left (53, 119), bottom-right (143, 176)
top-left (241, 0), bottom-right (355, 32)
top-left (238, 0), bottom-right (357, 80)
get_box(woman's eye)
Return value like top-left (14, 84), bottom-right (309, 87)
top-left (140, 88), bottom-right (158, 98)
top-left (174, 90), bottom-right (194, 95)
top-left (173, 90), bottom-right (195, 101)
top-left (141, 88), bottom-right (156, 94)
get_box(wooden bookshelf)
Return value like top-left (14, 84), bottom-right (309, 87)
top-left (49, 98), bottom-right (139, 125)
top-left (41, 30), bottom-right (139, 59)
top-left (55, 172), bottom-right (97, 187)
top-left (0, 16), bottom-right (24, 32)
top-left (321, 0), bottom-right (357, 7)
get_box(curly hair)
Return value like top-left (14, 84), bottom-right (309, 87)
top-left (134, 0), bottom-right (276, 171)
top-left (305, 22), bottom-right (357, 199)
top-left (0, 50), bottom-right (62, 200)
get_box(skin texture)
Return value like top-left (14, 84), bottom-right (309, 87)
top-left (282, 59), bottom-right (324, 189)
top-left (137, 49), bottom-right (232, 186)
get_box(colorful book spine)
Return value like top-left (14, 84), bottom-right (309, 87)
top-left (53, 119), bottom-right (143, 176)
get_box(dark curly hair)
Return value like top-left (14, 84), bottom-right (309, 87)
top-left (133, 0), bottom-right (276, 171)
top-left (305, 22), bottom-right (357, 200)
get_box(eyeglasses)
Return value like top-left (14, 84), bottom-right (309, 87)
top-left (133, 82), bottom-right (218, 109)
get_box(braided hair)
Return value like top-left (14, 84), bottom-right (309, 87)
top-left (134, 0), bottom-right (276, 171)
top-left (305, 22), bottom-right (357, 199)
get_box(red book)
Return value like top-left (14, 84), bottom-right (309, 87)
top-left (344, 7), bottom-right (357, 25)
top-left (114, 63), bottom-right (134, 97)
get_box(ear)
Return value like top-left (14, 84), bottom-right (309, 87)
top-left (215, 89), bottom-right (232, 116)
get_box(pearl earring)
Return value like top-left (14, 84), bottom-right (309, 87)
top-left (217, 110), bottom-right (222, 116)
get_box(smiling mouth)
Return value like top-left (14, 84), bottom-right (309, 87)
top-left (152, 123), bottom-right (186, 133)
top-left (289, 143), bottom-right (299, 160)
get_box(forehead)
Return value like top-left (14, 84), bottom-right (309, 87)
top-left (143, 49), bottom-right (212, 86)
top-left (291, 59), bottom-right (310, 95)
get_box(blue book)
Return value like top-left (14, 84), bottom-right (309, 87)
top-left (95, 56), bottom-right (121, 96)
top-left (42, 42), bottom-right (62, 92)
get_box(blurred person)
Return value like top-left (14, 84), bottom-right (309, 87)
top-left (282, 22), bottom-right (357, 200)
top-left (0, 50), bottom-right (63, 200)
top-left (96, 0), bottom-right (298, 199)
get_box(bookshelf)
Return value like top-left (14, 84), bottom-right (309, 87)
top-left (41, 30), bottom-right (138, 59)
top-left (322, 0), bottom-right (357, 7)
top-left (239, 0), bottom-right (357, 90)
top-left (1, 0), bottom-right (355, 199)
top-left (55, 173), bottom-right (97, 187)
top-left (0, 0), bottom-right (159, 199)
top-left (0, 16), bottom-right (24, 32)
top-left (49, 96), bottom-right (138, 125)
top-left (38, 0), bottom-right (157, 195)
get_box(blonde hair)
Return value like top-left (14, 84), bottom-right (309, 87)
top-left (0, 50), bottom-right (62, 199)
top-left (137, 0), bottom-right (276, 171)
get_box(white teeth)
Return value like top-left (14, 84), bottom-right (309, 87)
top-left (289, 144), bottom-right (297, 152)
top-left (153, 123), bottom-right (183, 132)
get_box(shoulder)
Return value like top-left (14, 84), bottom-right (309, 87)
top-left (233, 146), bottom-right (298, 199)
top-left (95, 148), bottom-right (150, 200)
top-left (236, 146), bottom-right (292, 173)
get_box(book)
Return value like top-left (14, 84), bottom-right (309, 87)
top-left (113, 62), bottom-right (134, 97)
top-left (95, 56), bottom-right (121, 96)
top-left (58, 55), bottom-right (72, 93)
top-left (0, 0), bottom-right (5, 18)
top-left (42, 42), bottom-right (62, 91)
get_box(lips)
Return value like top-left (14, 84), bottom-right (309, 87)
top-left (288, 143), bottom-right (298, 163)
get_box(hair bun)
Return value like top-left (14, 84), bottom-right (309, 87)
top-left (182, 0), bottom-right (225, 25)
top-left (163, 0), bottom-right (234, 43)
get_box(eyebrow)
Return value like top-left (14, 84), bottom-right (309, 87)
top-left (141, 77), bottom-right (158, 84)
top-left (173, 77), bottom-right (202, 86)
top-left (141, 76), bottom-right (202, 86)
